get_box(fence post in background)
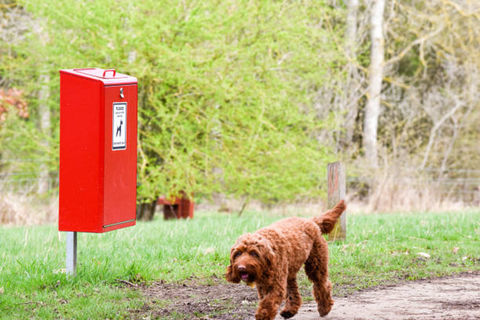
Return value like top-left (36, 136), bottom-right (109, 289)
top-left (327, 161), bottom-right (346, 241)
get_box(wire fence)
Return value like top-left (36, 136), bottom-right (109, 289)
top-left (1, 159), bottom-right (479, 204)
top-left (346, 167), bottom-right (480, 207)
top-left (348, 177), bottom-right (480, 202)
top-left (0, 158), bottom-right (58, 192)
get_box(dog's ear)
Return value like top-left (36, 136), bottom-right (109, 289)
top-left (225, 247), bottom-right (241, 283)
top-left (256, 239), bottom-right (276, 284)
top-left (257, 239), bottom-right (276, 269)
top-left (263, 247), bottom-right (276, 269)
top-left (225, 264), bottom-right (241, 283)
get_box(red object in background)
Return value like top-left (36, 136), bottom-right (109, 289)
top-left (157, 192), bottom-right (194, 220)
top-left (59, 68), bottom-right (137, 233)
top-left (0, 88), bottom-right (29, 121)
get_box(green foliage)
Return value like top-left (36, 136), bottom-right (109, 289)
top-left (0, 107), bottom-right (58, 182)
top-left (0, 1), bottom-right (60, 187)
top-left (1, 0), bottom-right (346, 202)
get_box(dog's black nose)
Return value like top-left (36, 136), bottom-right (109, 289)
top-left (238, 265), bottom-right (247, 272)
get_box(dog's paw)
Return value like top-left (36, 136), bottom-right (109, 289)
top-left (255, 309), bottom-right (276, 320)
top-left (318, 298), bottom-right (334, 317)
top-left (280, 310), bottom-right (296, 319)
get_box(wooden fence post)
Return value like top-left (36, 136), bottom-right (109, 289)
top-left (327, 162), bottom-right (346, 241)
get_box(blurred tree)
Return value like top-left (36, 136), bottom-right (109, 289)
top-left (0, 0), bottom-right (57, 190)
top-left (330, 0), bottom-right (479, 171)
top-left (1, 0), bottom-right (345, 204)
top-left (363, 0), bottom-right (385, 167)
top-left (3, 0), bottom-right (477, 210)
top-left (344, 0), bottom-right (360, 148)
top-left (379, 0), bottom-right (480, 171)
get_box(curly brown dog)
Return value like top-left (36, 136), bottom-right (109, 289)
top-left (226, 200), bottom-right (346, 320)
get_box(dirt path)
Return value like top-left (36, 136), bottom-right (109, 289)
top-left (277, 273), bottom-right (480, 320)
top-left (137, 273), bottom-right (480, 320)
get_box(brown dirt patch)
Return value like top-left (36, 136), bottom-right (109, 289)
top-left (130, 272), bottom-right (480, 320)
top-left (131, 276), bottom-right (258, 319)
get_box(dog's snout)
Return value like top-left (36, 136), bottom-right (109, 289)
top-left (238, 265), bottom-right (247, 272)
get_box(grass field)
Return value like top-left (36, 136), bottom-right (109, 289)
top-left (1, 209), bottom-right (479, 319)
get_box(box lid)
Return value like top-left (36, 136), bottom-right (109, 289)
top-left (60, 68), bottom-right (137, 85)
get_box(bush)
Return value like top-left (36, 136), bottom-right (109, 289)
top-left (2, 0), bottom-right (345, 203)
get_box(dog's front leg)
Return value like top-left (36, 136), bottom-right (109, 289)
top-left (255, 286), bottom-right (285, 320)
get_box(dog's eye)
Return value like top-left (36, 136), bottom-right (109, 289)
top-left (250, 251), bottom-right (259, 257)
top-left (234, 252), bottom-right (242, 259)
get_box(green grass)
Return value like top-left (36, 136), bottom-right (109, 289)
top-left (326, 211), bottom-right (480, 295)
top-left (1, 210), bottom-right (479, 319)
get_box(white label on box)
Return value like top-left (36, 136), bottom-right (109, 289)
top-left (112, 102), bottom-right (127, 150)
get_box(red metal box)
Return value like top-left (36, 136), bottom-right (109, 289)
top-left (59, 68), bottom-right (137, 233)
top-left (157, 192), bottom-right (195, 220)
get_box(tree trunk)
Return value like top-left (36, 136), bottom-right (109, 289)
top-left (363, 0), bottom-right (386, 167)
top-left (344, 0), bottom-right (360, 147)
top-left (136, 199), bottom-right (157, 221)
top-left (37, 70), bottom-right (51, 194)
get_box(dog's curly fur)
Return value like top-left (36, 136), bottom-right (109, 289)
top-left (226, 200), bottom-right (346, 320)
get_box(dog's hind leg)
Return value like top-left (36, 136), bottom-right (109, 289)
top-left (279, 276), bottom-right (302, 319)
top-left (304, 238), bottom-right (334, 317)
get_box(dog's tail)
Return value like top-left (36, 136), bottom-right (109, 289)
top-left (311, 200), bottom-right (346, 234)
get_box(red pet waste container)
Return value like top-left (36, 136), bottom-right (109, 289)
top-left (59, 68), bottom-right (137, 233)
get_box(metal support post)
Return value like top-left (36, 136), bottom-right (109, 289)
top-left (66, 231), bottom-right (77, 276)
